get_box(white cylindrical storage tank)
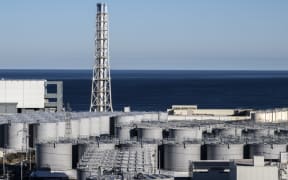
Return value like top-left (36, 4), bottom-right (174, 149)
top-left (206, 143), bottom-right (244, 160)
top-left (7, 123), bottom-right (28, 151)
top-left (218, 127), bottom-right (242, 137)
top-left (158, 112), bottom-right (168, 121)
top-left (56, 121), bottom-right (66, 140)
top-left (138, 127), bottom-right (162, 141)
top-left (134, 114), bottom-right (144, 123)
top-left (169, 128), bottom-right (202, 142)
top-left (249, 143), bottom-right (287, 160)
top-left (143, 113), bottom-right (153, 121)
top-left (70, 119), bottom-right (80, 139)
top-left (100, 116), bottom-right (110, 135)
top-left (90, 117), bottom-right (100, 137)
top-left (163, 143), bottom-right (201, 172)
top-left (36, 122), bottom-right (57, 143)
top-left (79, 118), bottom-right (90, 138)
top-left (36, 143), bottom-right (72, 171)
top-left (114, 115), bottom-right (135, 127)
top-left (116, 126), bottom-right (131, 141)
top-left (151, 113), bottom-right (159, 121)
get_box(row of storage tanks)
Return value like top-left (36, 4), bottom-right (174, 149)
top-left (0, 112), bottom-right (165, 151)
top-left (36, 140), bottom-right (288, 176)
top-left (160, 142), bottom-right (288, 172)
top-left (2, 111), bottom-right (287, 151)
top-left (0, 116), bottom-right (110, 151)
top-left (0, 111), bottom-right (288, 151)
top-left (115, 124), bottom-right (285, 142)
top-left (0, 113), bottom-right (288, 151)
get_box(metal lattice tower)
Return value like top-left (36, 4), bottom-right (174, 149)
top-left (90, 3), bottom-right (113, 112)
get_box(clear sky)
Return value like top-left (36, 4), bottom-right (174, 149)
top-left (0, 0), bottom-right (287, 70)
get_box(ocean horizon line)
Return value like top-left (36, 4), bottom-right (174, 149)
top-left (1, 69), bottom-right (288, 72)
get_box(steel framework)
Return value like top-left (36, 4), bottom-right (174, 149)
top-left (90, 3), bottom-right (113, 112)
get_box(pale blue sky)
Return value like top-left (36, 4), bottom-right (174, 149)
top-left (0, 0), bottom-right (287, 70)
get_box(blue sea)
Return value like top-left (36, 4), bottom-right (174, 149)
top-left (1, 70), bottom-right (288, 111)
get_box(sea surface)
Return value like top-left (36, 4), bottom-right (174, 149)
top-left (1, 70), bottom-right (288, 112)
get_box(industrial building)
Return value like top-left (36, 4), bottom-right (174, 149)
top-left (0, 79), bottom-right (63, 113)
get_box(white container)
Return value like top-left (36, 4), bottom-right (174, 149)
top-left (169, 128), bottom-right (202, 142)
top-left (36, 143), bottom-right (72, 171)
top-left (90, 117), bottom-right (100, 137)
top-left (36, 122), bottom-right (57, 143)
top-left (100, 116), bottom-right (110, 135)
top-left (206, 143), bottom-right (244, 160)
top-left (163, 143), bottom-right (201, 172)
top-left (56, 121), bottom-right (66, 139)
top-left (7, 123), bottom-right (28, 151)
top-left (70, 119), bottom-right (80, 139)
top-left (79, 118), bottom-right (90, 138)
top-left (138, 127), bottom-right (162, 141)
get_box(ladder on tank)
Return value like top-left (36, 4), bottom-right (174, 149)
top-left (65, 112), bottom-right (72, 138)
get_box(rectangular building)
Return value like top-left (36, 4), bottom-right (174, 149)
top-left (0, 79), bottom-right (63, 113)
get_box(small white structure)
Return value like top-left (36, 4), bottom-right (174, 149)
top-left (230, 156), bottom-right (278, 180)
